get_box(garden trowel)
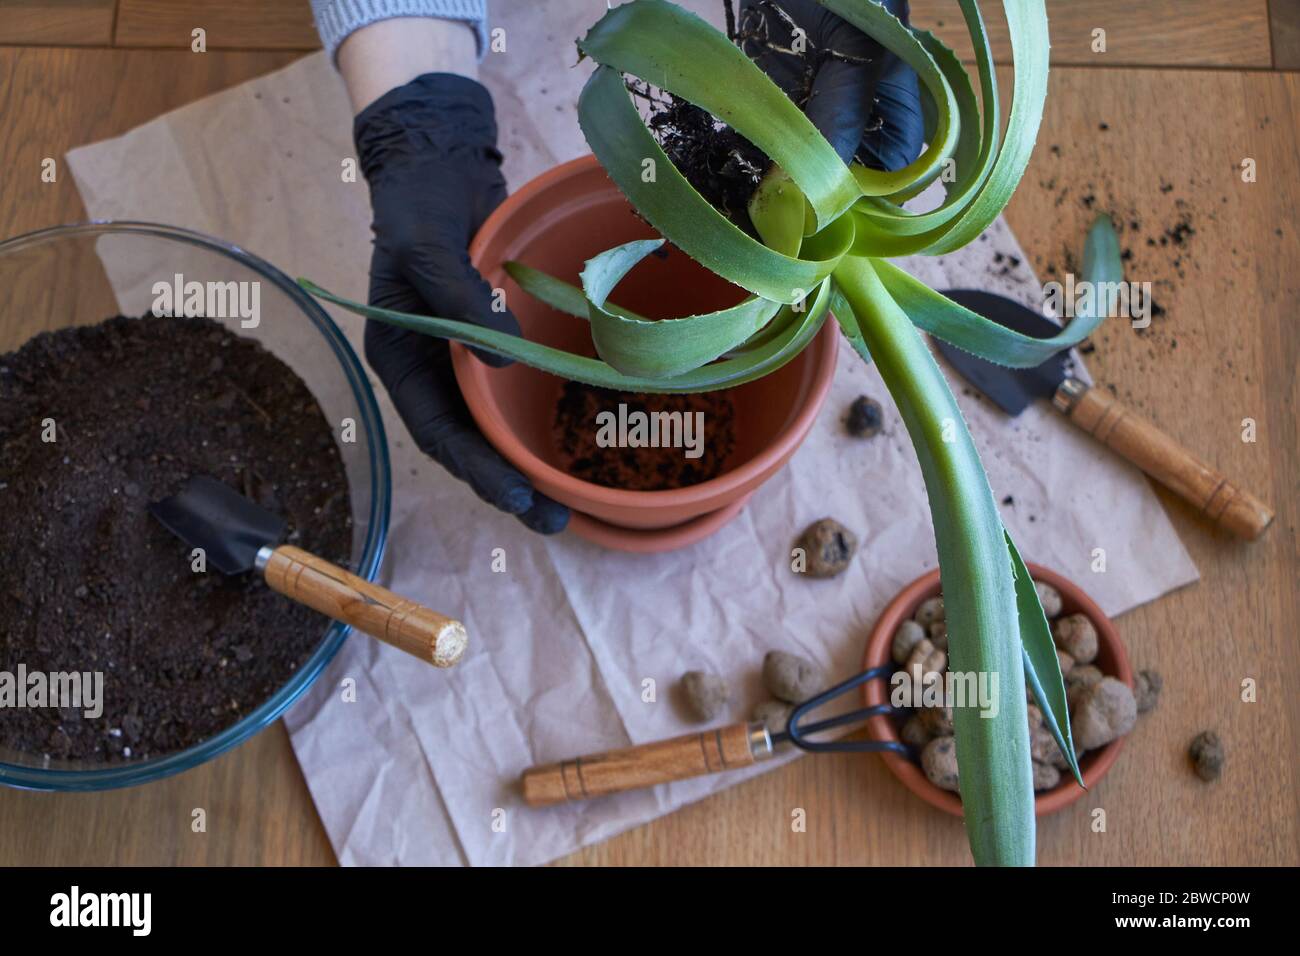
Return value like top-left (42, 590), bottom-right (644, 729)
top-left (932, 289), bottom-right (1273, 540)
top-left (149, 475), bottom-right (467, 666)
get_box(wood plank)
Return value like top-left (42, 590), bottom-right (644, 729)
top-left (104, 0), bottom-right (1274, 69)
top-left (1271, 0), bottom-right (1300, 69)
top-left (0, 724), bottom-right (335, 865)
top-left (0, 0), bottom-right (115, 46)
top-left (909, 0), bottom-right (1273, 68)
top-left (0, 46), bottom-right (301, 233)
top-left (115, 0), bottom-right (318, 50)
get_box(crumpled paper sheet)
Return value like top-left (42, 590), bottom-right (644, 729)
top-left (66, 1), bottom-right (1198, 866)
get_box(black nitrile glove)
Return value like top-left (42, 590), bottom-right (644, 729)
top-left (739, 0), bottom-right (925, 170)
top-left (355, 73), bottom-right (569, 534)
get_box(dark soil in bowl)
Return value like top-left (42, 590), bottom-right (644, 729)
top-left (553, 381), bottom-right (736, 491)
top-left (0, 314), bottom-right (351, 763)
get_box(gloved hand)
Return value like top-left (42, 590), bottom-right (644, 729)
top-left (355, 73), bottom-right (569, 534)
top-left (738, 0), bottom-right (925, 170)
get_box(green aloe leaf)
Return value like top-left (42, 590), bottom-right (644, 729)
top-left (851, 0), bottom-right (997, 231)
top-left (1007, 532), bottom-right (1084, 786)
top-left (923, 0), bottom-right (1049, 255)
top-left (298, 276), bottom-right (833, 394)
top-left (813, 0), bottom-right (959, 200)
top-left (579, 0), bottom-right (858, 229)
top-left (1081, 213), bottom-right (1123, 318)
top-left (879, 211), bottom-right (1122, 368)
top-left (503, 261), bottom-right (646, 323)
top-left (874, 260), bottom-right (1100, 367)
top-left (578, 65), bottom-right (850, 304)
top-left (835, 255), bottom-right (1033, 866)
top-left (580, 239), bottom-right (783, 378)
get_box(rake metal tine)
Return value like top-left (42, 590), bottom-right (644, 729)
top-left (781, 664), bottom-right (909, 755)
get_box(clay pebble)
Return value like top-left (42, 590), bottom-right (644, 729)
top-left (918, 705), bottom-right (953, 737)
top-left (1052, 613), bottom-right (1098, 664)
top-left (913, 596), bottom-right (945, 628)
top-left (795, 518), bottom-right (857, 578)
top-left (681, 670), bottom-right (728, 722)
top-left (752, 699), bottom-right (794, 734)
top-left (1189, 730), bottom-right (1224, 782)
top-left (763, 650), bottom-right (825, 704)
top-left (1134, 669), bottom-right (1163, 713)
top-left (1071, 677), bottom-right (1137, 750)
top-left (921, 736), bottom-right (960, 792)
top-left (1032, 760), bottom-right (1061, 791)
top-left (891, 619), bottom-right (927, 665)
top-left (1065, 664), bottom-right (1105, 710)
top-left (1033, 579), bottom-right (1063, 618)
top-left (900, 714), bottom-right (932, 748)
top-left (844, 395), bottom-right (883, 438)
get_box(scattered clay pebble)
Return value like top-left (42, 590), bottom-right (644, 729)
top-left (891, 619), bottom-right (926, 665)
top-left (795, 518), bottom-right (857, 578)
top-left (1032, 760), bottom-right (1061, 791)
top-left (1134, 669), bottom-right (1163, 714)
top-left (1026, 703), bottom-right (1044, 728)
top-left (844, 395), bottom-right (883, 437)
top-left (921, 736), bottom-right (960, 792)
top-left (900, 714), bottom-right (931, 748)
top-left (1034, 580), bottom-right (1063, 618)
top-left (763, 650), bottom-right (825, 703)
top-left (918, 705), bottom-right (953, 737)
top-left (1189, 730), bottom-right (1224, 782)
top-left (681, 670), bottom-right (729, 722)
top-left (1071, 677), bottom-right (1137, 750)
top-left (752, 699), bottom-right (794, 734)
top-left (913, 596), bottom-right (945, 628)
top-left (1052, 613), bottom-right (1098, 664)
top-left (1066, 664), bottom-right (1104, 709)
top-left (927, 620), bottom-right (948, 651)
top-left (1057, 649), bottom-right (1076, 679)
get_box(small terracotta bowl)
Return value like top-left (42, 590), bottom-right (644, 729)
top-left (861, 563), bottom-right (1132, 817)
top-left (453, 155), bottom-right (839, 553)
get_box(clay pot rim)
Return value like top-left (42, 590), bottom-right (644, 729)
top-left (453, 153), bottom-right (840, 510)
top-left (861, 563), bottom-right (1132, 818)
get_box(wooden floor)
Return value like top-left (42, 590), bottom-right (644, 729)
top-left (0, 1), bottom-right (1296, 866)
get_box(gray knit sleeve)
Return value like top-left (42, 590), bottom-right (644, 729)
top-left (310, 0), bottom-right (489, 63)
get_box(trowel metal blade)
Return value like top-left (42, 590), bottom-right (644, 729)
top-left (148, 475), bottom-right (285, 575)
top-left (931, 289), bottom-right (1075, 417)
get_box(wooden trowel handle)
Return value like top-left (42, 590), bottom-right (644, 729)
top-left (1054, 379), bottom-right (1273, 540)
top-left (522, 722), bottom-right (773, 807)
top-left (261, 545), bottom-right (467, 667)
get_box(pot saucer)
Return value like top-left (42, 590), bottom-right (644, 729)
top-left (565, 492), bottom-right (755, 554)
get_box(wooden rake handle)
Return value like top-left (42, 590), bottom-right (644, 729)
top-left (522, 722), bottom-right (774, 807)
top-left (261, 545), bottom-right (467, 667)
top-left (1054, 379), bottom-right (1273, 540)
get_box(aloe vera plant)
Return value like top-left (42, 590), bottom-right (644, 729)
top-left (302, 0), bottom-right (1116, 865)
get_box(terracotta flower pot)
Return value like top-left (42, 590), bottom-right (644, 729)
top-left (452, 155), bottom-right (839, 553)
top-left (861, 563), bottom-right (1132, 817)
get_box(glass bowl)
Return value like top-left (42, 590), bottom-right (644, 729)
top-left (0, 222), bottom-right (389, 790)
